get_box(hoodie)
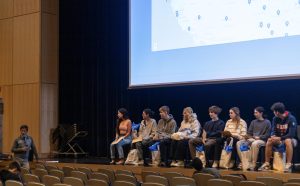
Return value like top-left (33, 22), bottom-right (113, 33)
top-left (155, 114), bottom-right (177, 140)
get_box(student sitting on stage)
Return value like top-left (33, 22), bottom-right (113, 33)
top-left (259, 102), bottom-right (298, 172)
top-left (191, 157), bottom-right (221, 178)
top-left (134, 108), bottom-right (157, 166)
top-left (153, 106), bottom-right (177, 167)
top-left (222, 107), bottom-right (247, 168)
top-left (189, 106), bottom-right (225, 168)
top-left (110, 108), bottom-right (132, 165)
top-left (236, 106), bottom-right (271, 170)
top-left (170, 107), bottom-right (200, 167)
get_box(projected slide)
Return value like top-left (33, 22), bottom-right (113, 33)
top-left (130, 0), bottom-right (300, 87)
top-left (152, 0), bottom-right (300, 51)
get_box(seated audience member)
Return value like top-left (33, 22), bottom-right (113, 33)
top-left (134, 108), bottom-right (157, 166)
top-left (0, 161), bottom-right (22, 185)
top-left (170, 107), bottom-right (200, 167)
top-left (153, 106), bottom-right (177, 167)
top-left (259, 102), bottom-right (298, 172)
top-left (110, 108), bottom-right (132, 165)
top-left (191, 157), bottom-right (221, 178)
top-left (236, 106), bottom-right (271, 170)
top-left (189, 106), bottom-right (225, 168)
top-left (222, 107), bottom-right (247, 168)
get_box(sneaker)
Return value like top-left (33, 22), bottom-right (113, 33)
top-left (116, 159), bottom-right (124, 165)
top-left (170, 161), bottom-right (177, 167)
top-left (138, 160), bottom-right (144, 165)
top-left (110, 160), bottom-right (115, 164)
top-left (174, 160), bottom-right (184, 167)
top-left (237, 163), bottom-right (242, 170)
top-left (212, 161), bottom-right (219, 168)
top-left (284, 163), bottom-right (292, 173)
top-left (258, 162), bottom-right (270, 171)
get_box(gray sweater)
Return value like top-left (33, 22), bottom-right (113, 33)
top-left (247, 119), bottom-right (271, 141)
top-left (155, 114), bottom-right (177, 140)
top-left (139, 118), bottom-right (157, 140)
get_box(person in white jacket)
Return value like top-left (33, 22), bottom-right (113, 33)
top-left (170, 107), bottom-right (201, 167)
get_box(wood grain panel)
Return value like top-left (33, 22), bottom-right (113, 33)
top-left (42, 0), bottom-right (58, 15)
top-left (12, 84), bottom-right (40, 151)
top-left (0, 85), bottom-right (13, 153)
top-left (0, 0), bottom-right (13, 19)
top-left (41, 13), bottom-right (58, 83)
top-left (0, 19), bottom-right (13, 86)
top-left (13, 13), bottom-right (40, 84)
top-left (14, 0), bottom-right (40, 17)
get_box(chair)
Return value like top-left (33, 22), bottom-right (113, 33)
top-left (32, 169), bottom-right (48, 181)
top-left (43, 175), bottom-right (61, 186)
top-left (142, 183), bottom-right (164, 186)
top-left (52, 184), bottom-right (71, 186)
top-left (49, 170), bottom-right (64, 181)
top-left (161, 172), bottom-right (183, 183)
top-left (21, 167), bottom-right (31, 177)
top-left (62, 166), bottom-right (75, 177)
top-left (170, 177), bottom-right (196, 186)
top-left (98, 168), bottom-right (115, 183)
top-left (193, 173), bottom-right (215, 186)
top-left (207, 179), bottom-right (233, 186)
top-left (141, 171), bottom-right (159, 182)
top-left (63, 177), bottom-right (84, 186)
top-left (115, 170), bottom-right (134, 176)
top-left (24, 174), bottom-right (41, 183)
top-left (90, 172), bottom-right (110, 183)
top-left (288, 179), bottom-right (300, 183)
top-left (5, 180), bottom-right (23, 186)
top-left (222, 175), bottom-right (244, 186)
top-left (36, 164), bottom-right (46, 170)
top-left (256, 177), bottom-right (283, 186)
top-left (27, 182), bottom-right (45, 186)
top-left (70, 171), bottom-right (88, 184)
top-left (45, 165), bottom-right (59, 172)
top-left (284, 184), bottom-right (300, 186)
top-left (239, 181), bottom-right (266, 186)
top-left (77, 167), bottom-right (92, 178)
top-left (86, 179), bottom-right (109, 186)
top-left (114, 181), bottom-right (136, 186)
top-left (115, 174), bottom-right (137, 185)
top-left (145, 175), bottom-right (168, 186)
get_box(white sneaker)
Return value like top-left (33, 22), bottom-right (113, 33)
top-left (212, 161), bottom-right (219, 168)
top-left (137, 160), bottom-right (144, 165)
top-left (170, 161), bottom-right (177, 167)
top-left (258, 162), bottom-right (270, 171)
top-left (284, 163), bottom-right (292, 173)
top-left (174, 160), bottom-right (184, 167)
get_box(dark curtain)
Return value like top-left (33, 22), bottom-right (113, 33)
top-left (59, 0), bottom-right (300, 157)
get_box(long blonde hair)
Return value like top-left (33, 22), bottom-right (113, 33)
top-left (183, 107), bottom-right (197, 122)
top-left (230, 107), bottom-right (241, 129)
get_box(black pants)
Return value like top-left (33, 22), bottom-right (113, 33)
top-left (222, 137), bottom-right (240, 162)
top-left (159, 138), bottom-right (172, 164)
top-left (170, 139), bottom-right (189, 161)
top-left (133, 139), bottom-right (154, 161)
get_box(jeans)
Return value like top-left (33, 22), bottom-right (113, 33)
top-left (110, 136), bottom-right (132, 159)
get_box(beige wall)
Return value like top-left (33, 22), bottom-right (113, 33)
top-left (0, 0), bottom-right (58, 154)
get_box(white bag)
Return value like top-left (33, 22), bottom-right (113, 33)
top-left (151, 150), bottom-right (161, 166)
top-left (219, 137), bottom-right (234, 169)
top-left (239, 142), bottom-right (251, 171)
top-left (196, 151), bottom-right (206, 168)
top-left (273, 152), bottom-right (286, 171)
top-left (125, 149), bottom-right (139, 165)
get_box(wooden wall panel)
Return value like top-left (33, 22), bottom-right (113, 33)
top-left (13, 13), bottom-right (40, 84)
top-left (42, 0), bottom-right (58, 15)
top-left (0, 19), bottom-right (13, 86)
top-left (41, 84), bottom-right (57, 153)
top-left (0, 86), bottom-right (13, 153)
top-left (12, 84), bottom-right (40, 151)
top-left (42, 13), bottom-right (58, 83)
top-left (14, 0), bottom-right (40, 17)
top-left (0, 0), bottom-right (13, 19)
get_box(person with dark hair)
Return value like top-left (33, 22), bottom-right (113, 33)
top-left (259, 102), bottom-right (297, 172)
top-left (134, 108), bottom-right (157, 166)
top-left (11, 125), bottom-right (38, 169)
top-left (189, 106), bottom-right (225, 168)
top-left (170, 107), bottom-right (200, 167)
top-left (0, 161), bottom-right (22, 185)
top-left (153, 105), bottom-right (177, 167)
top-left (191, 157), bottom-right (221, 178)
top-left (110, 108), bottom-right (132, 165)
top-left (236, 106), bottom-right (271, 170)
top-left (222, 107), bottom-right (247, 168)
